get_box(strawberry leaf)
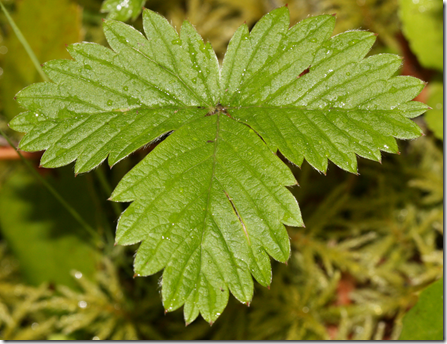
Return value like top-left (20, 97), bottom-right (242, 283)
top-left (10, 7), bottom-right (427, 324)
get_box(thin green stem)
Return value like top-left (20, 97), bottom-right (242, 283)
top-left (94, 166), bottom-right (122, 218)
top-left (0, 1), bottom-right (49, 82)
top-left (0, 128), bottom-right (103, 248)
top-left (85, 173), bottom-right (115, 252)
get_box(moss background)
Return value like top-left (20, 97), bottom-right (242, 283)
top-left (0, 0), bottom-right (443, 339)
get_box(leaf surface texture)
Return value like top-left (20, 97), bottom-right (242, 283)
top-left (10, 7), bottom-right (427, 323)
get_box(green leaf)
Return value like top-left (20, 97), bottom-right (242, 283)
top-left (101, 0), bottom-right (146, 21)
top-left (424, 82), bottom-right (443, 140)
top-left (9, 7), bottom-right (427, 323)
top-left (399, 0), bottom-right (443, 71)
top-left (112, 114), bottom-right (301, 323)
top-left (399, 278), bottom-right (443, 340)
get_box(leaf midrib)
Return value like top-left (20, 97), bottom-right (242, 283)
top-left (80, 41), bottom-right (191, 105)
top-left (131, 16), bottom-right (213, 107)
top-left (137, 188), bottom-right (210, 272)
top-left (199, 113), bottom-right (221, 288)
top-left (262, 33), bottom-right (374, 105)
top-left (226, 15), bottom-right (286, 105)
top-left (235, 17), bottom-right (333, 105)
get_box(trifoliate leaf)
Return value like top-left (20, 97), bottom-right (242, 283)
top-left (101, 0), bottom-right (146, 21)
top-left (10, 7), bottom-right (427, 323)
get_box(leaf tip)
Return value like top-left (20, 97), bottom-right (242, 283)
top-left (209, 321), bottom-right (214, 326)
top-left (373, 32), bottom-right (379, 37)
top-left (246, 302), bottom-right (251, 307)
top-left (185, 322), bottom-right (190, 327)
top-left (331, 13), bottom-right (337, 17)
top-left (285, 3), bottom-right (288, 7)
top-left (397, 151), bottom-right (401, 155)
top-left (267, 285), bottom-right (270, 290)
top-left (164, 309), bottom-right (168, 315)
top-left (421, 131), bottom-right (426, 136)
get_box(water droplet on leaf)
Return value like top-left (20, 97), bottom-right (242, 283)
top-left (171, 38), bottom-right (182, 46)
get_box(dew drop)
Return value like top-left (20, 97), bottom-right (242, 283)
top-left (171, 38), bottom-right (182, 45)
top-left (107, 100), bottom-right (113, 106)
top-left (78, 300), bottom-right (88, 309)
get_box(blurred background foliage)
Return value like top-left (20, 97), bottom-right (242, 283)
top-left (0, 0), bottom-right (443, 340)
